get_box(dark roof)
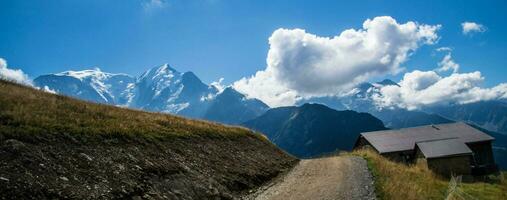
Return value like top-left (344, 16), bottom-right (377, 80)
top-left (360, 122), bottom-right (494, 154)
top-left (416, 138), bottom-right (472, 159)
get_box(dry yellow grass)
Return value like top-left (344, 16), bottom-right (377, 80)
top-left (0, 79), bottom-right (266, 141)
top-left (351, 148), bottom-right (507, 200)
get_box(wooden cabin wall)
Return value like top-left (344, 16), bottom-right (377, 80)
top-left (467, 141), bottom-right (495, 166)
top-left (382, 151), bottom-right (414, 163)
top-left (427, 155), bottom-right (472, 177)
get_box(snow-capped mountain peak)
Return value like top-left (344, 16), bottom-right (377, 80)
top-left (35, 68), bottom-right (135, 104)
top-left (34, 64), bottom-right (270, 124)
top-left (139, 63), bottom-right (179, 81)
top-left (136, 64), bottom-right (183, 98)
top-left (56, 68), bottom-right (105, 80)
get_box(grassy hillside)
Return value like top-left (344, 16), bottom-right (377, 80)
top-left (352, 149), bottom-right (507, 200)
top-left (0, 80), bottom-right (297, 199)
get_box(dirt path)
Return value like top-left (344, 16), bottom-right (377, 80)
top-left (244, 156), bottom-right (376, 200)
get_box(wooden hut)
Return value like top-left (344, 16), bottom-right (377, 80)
top-left (354, 122), bottom-right (497, 177)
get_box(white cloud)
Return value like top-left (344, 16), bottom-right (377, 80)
top-left (374, 51), bottom-right (507, 110)
top-left (42, 86), bottom-right (57, 94)
top-left (373, 70), bottom-right (507, 110)
top-left (435, 47), bottom-right (452, 52)
top-left (142, 0), bottom-right (168, 12)
top-left (233, 69), bottom-right (300, 106)
top-left (437, 53), bottom-right (459, 73)
top-left (210, 77), bottom-right (226, 92)
top-left (461, 22), bottom-right (486, 35)
top-left (0, 58), bottom-right (32, 86)
top-left (233, 16), bottom-right (440, 107)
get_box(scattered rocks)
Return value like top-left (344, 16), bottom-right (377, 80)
top-left (60, 176), bottom-right (69, 181)
top-left (127, 153), bottom-right (138, 162)
top-left (63, 133), bottom-right (79, 144)
top-left (3, 139), bottom-right (26, 153)
top-left (79, 153), bottom-right (93, 161)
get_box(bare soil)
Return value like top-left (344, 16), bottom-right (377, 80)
top-left (0, 133), bottom-right (297, 199)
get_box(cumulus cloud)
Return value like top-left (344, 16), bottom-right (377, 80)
top-left (0, 58), bottom-right (32, 85)
top-left (437, 53), bottom-right (459, 73)
top-left (374, 49), bottom-right (507, 110)
top-left (461, 22), bottom-right (486, 35)
top-left (234, 69), bottom-right (300, 106)
top-left (373, 70), bottom-right (507, 110)
top-left (234, 16), bottom-right (440, 107)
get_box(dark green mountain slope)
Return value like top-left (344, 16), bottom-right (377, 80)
top-left (243, 103), bottom-right (386, 158)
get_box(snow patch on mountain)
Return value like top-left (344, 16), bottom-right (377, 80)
top-left (35, 68), bottom-right (135, 104)
top-left (163, 102), bottom-right (190, 113)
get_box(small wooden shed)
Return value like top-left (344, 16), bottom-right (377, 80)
top-left (354, 122), bottom-right (497, 177)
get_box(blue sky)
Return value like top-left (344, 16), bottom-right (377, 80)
top-left (0, 0), bottom-right (506, 87)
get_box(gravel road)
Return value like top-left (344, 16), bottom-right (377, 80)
top-left (244, 156), bottom-right (376, 200)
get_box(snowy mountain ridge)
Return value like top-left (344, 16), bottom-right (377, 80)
top-left (34, 64), bottom-right (269, 124)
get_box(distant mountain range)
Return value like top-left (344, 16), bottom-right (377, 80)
top-left (243, 103), bottom-right (386, 157)
top-left (298, 80), bottom-right (450, 129)
top-left (301, 79), bottom-right (507, 135)
top-left (34, 69), bottom-right (136, 105)
top-left (428, 101), bottom-right (507, 135)
top-left (34, 64), bottom-right (268, 124)
top-left (203, 87), bottom-right (269, 124)
top-left (34, 65), bottom-right (507, 136)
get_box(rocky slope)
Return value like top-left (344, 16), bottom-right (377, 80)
top-left (0, 80), bottom-right (296, 199)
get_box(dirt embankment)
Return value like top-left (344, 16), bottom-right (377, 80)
top-left (0, 133), bottom-right (296, 199)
